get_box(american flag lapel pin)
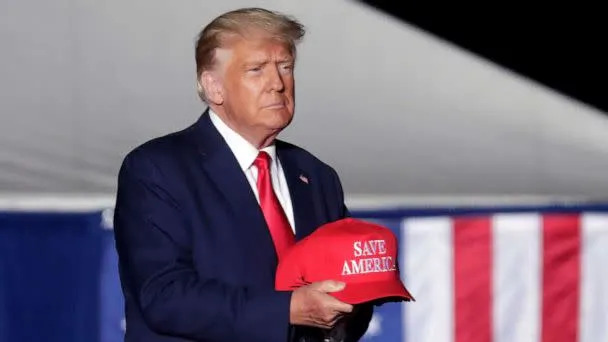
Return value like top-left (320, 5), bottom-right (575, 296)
top-left (299, 174), bottom-right (309, 184)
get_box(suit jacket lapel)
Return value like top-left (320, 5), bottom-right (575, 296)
top-left (276, 141), bottom-right (318, 241)
top-left (187, 111), bottom-right (278, 263)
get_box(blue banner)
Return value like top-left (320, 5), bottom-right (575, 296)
top-left (0, 212), bottom-right (104, 342)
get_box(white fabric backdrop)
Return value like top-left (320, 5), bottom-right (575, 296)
top-left (1, 0), bottom-right (608, 200)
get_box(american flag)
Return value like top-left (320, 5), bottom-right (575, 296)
top-left (355, 210), bottom-right (608, 342)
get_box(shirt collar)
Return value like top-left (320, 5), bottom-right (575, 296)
top-left (209, 109), bottom-right (276, 171)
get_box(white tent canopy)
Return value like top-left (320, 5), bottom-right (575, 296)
top-left (2, 0), bottom-right (608, 208)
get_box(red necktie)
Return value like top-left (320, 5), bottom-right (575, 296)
top-left (254, 151), bottom-right (295, 260)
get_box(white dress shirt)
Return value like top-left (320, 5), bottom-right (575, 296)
top-left (209, 109), bottom-right (296, 233)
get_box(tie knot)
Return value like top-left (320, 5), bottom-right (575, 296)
top-left (254, 151), bottom-right (271, 170)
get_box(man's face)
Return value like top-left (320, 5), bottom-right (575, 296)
top-left (215, 34), bottom-right (296, 143)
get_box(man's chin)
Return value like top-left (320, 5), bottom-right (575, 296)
top-left (268, 120), bottom-right (291, 132)
top-left (263, 111), bottom-right (293, 128)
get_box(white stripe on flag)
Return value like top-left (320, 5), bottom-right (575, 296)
top-left (402, 216), bottom-right (454, 342)
top-left (580, 213), bottom-right (608, 342)
top-left (493, 213), bottom-right (541, 342)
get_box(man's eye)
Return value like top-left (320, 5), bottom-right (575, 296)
top-left (248, 66), bottom-right (262, 72)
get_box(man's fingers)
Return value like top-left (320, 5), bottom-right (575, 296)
top-left (307, 281), bottom-right (354, 315)
top-left (323, 294), bottom-right (353, 314)
top-left (326, 311), bottom-right (345, 327)
top-left (311, 280), bottom-right (353, 312)
top-left (290, 280), bottom-right (354, 329)
top-left (311, 280), bottom-right (345, 293)
top-left (314, 312), bottom-right (342, 330)
top-left (322, 309), bottom-right (339, 324)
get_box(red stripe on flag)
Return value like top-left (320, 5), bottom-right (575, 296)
top-left (542, 214), bottom-right (581, 342)
top-left (453, 216), bottom-right (492, 342)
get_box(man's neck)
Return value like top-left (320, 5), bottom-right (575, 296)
top-left (208, 106), bottom-right (277, 149)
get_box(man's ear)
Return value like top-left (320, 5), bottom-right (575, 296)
top-left (199, 71), bottom-right (224, 105)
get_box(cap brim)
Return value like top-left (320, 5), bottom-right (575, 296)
top-left (330, 279), bottom-right (415, 305)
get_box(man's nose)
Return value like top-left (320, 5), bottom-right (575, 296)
top-left (267, 65), bottom-right (285, 92)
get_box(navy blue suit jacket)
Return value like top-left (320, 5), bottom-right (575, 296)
top-left (113, 111), bottom-right (367, 341)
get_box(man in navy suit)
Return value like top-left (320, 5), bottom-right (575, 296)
top-left (113, 7), bottom-right (372, 342)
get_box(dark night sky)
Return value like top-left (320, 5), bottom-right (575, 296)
top-left (357, 2), bottom-right (607, 114)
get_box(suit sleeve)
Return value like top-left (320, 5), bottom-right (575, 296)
top-left (113, 151), bottom-right (292, 342)
top-left (329, 166), bottom-right (351, 219)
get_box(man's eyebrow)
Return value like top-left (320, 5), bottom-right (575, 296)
top-left (243, 59), bottom-right (269, 67)
top-left (243, 58), bottom-right (293, 67)
top-left (277, 56), bottom-right (295, 63)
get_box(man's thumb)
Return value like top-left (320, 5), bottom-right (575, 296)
top-left (317, 280), bottom-right (346, 293)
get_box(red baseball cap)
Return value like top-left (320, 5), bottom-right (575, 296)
top-left (275, 218), bottom-right (414, 304)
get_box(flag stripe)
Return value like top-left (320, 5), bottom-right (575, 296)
top-left (453, 217), bottom-right (492, 342)
top-left (542, 214), bottom-right (581, 342)
top-left (362, 210), bottom-right (608, 342)
top-left (580, 213), bottom-right (608, 342)
top-left (403, 217), bottom-right (454, 342)
top-left (493, 214), bottom-right (541, 342)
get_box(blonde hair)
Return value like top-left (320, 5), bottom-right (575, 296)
top-left (194, 7), bottom-right (305, 101)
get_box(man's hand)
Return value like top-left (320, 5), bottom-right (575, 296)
top-left (289, 280), bottom-right (353, 329)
